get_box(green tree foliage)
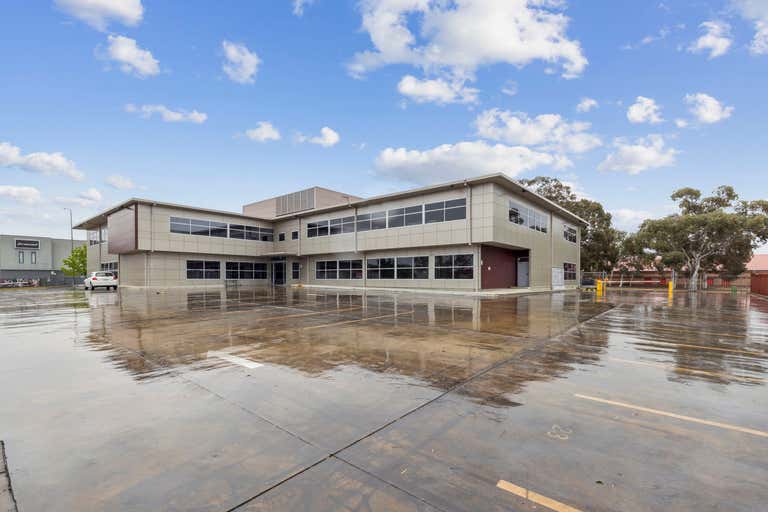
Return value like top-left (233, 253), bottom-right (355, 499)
top-left (520, 176), bottom-right (625, 272)
top-left (61, 245), bottom-right (87, 277)
top-left (627, 186), bottom-right (768, 290)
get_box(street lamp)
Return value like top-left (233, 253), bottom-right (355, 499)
top-left (63, 207), bottom-right (74, 289)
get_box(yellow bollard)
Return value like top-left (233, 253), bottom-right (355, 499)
top-left (668, 280), bottom-right (674, 297)
top-left (596, 279), bottom-right (603, 296)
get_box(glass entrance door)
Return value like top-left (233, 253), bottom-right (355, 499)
top-left (272, 262), bottom-right (286, 285)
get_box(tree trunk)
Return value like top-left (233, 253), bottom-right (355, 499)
top-left (689, 259), bottom-right (701, 291)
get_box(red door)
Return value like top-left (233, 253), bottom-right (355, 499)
top-left (481, 246), bottom-right (517, 289)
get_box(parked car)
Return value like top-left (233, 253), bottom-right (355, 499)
top-left (84, 271), bottom-right (119, 290)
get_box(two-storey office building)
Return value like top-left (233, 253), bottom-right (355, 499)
top-left (0, 235), bottom-right (86, 285)
top-left (74, 174), bottom-right (585, 292)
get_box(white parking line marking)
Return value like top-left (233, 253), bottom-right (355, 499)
top-left (497, 480), bottom-right (583, 512)
top-left (207, 351), bottom-right (263, 369)
top-left (575, 394), bottom-right (768, 438)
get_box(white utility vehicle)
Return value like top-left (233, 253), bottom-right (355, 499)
top-left (84, 271), bottom-right (118, 291)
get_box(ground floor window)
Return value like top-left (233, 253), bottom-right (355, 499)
top-left (367, 258), bottom-right (395, 279)
top-left (187, 260), bottom-right (220, 280)
top-left (292, 262), bottom-right (300, 279)
top-left (564, 262), bottom-right (577, 281)
top-left (396, 256), bottom-right (429, 279)
top-left (100, 262), bottom-right (118, 272)
top-left (316, 259), bottom-right (362, 279)
top-left (226, 261), bottom-right (267, 280)
top-left (435, 254), bottom-right (473, 279)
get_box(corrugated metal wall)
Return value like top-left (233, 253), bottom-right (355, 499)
top-left (752, 273), bottom-right (768, 295)
top-left (276, 188), bottom-right (315, 216)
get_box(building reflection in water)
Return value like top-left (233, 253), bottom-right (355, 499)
top-left (80, 287), bottom-right (615, 401)
top-left (80, 288), bottom-right (765, 402)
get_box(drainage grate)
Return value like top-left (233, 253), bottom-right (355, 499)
top-left (1, 441), bottom-right (19, 512)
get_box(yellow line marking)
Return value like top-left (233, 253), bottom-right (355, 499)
top-left (639, 340), bottom-right (766, 358)
top-left (575, 394), bottom-right (768, 438)
top-left (301, 310), bottom-right (416, 330)
top-left (497, 480), bottom-right (583, 512)
top-left (609, 357), bottom-right (765, 384)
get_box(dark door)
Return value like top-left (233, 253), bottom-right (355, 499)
top-left (272, 262), bottom-right (286, 285)
top-left (481, 245), bottom-right (517, 289)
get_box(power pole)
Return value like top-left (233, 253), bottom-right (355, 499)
top-left (64, 208), bottom-right (74, 289)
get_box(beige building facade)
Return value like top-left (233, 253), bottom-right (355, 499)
top-left (74, 175), bottom-right (584, 292)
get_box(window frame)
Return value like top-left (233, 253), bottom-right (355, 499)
top-left (435, 254), bottom-right (474, 280)
top-left (563, 262), bottom-right (577, 281)
top-left (186, 260), bottom-right (221, 280)
top-left (395, 256), bottom-right (429, 279)
top-left (564, 224), bottom-right (577, 243)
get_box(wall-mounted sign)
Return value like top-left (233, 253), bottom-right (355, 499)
top-left (15, 239), bottom-right (40, 249)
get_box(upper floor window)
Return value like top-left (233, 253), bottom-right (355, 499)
top-left (278, 232), bottom-right (286, 241)
top-left (88, 230), bottom-right (101, 246)
top-left (425, 198), bottom-right (466, 223)
top-left (171, 217), bottom-right (271, 241)
top-left (564, 263), bottom-right (577, 281)
top-left (330, 216), bottom-right (355, 235)
top-left (30, 252), bottom-right (37, 265)
top-left (18, 251), bottom-right (24, 264)
top-left (291, 231), bottom-right (299, 240)
top-left (387, 205), bottom-right (423, 227)
top-left (509, 200), bottom-right (548, 233)
top-left (307, 220), bottom-right (329, 238)
top-left (564, 225), bottom-right (577, 243)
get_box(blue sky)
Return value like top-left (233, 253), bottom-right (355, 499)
top-left (1, 0), bottom-right (766, 250)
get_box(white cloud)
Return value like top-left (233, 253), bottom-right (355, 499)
top-left (125, 103), bottom-right (207, 123)
top-left (674, 118), bottom-right (689, 128)
top-left (501, 80), bottom-right (518, 97)
top-left (684, 93), bottom-right (734, 124)
top-left (292, 0), bottom-right (314, 16)
top-left (297, 127), bottom-right (340, 147)
top-left (731, 0), bottom-right (768, 55)
top-left (599, 134), bottom-right (678, 175)
top-left (627, 96), bottom-right (663, 124)
top-left (55, 0), bottom-right (143, 30)
top-left (56, 188), bottom-right (102, 207)
top-left (0, 141), bottom-right (84, 181)
top-left (0, 185), bottom-right (41, 204)
top-left (611, 208), bottom-right (654, 231)
top-left (688, 21), bottom-right (732, 59)
top-left (397, 75), bottom-right (478, 105)
top-left (105, 174), bottom-right (136, 190)
top-left (221, 41), bottom-right (260, 84)
top-left (475, 109), bottom-right (602, 154)
top-left (374, 140), bottom-right (558, 185)
top-left (349, 0), bottom-right (587, 83)
top-left (622, 24), bottom-right (685, 50)
top-left (576, 97), bottom-right (598, 112)
top-left (104, 35), bottom-right (159, 78)
top-left (245, 122), bottom-right (282, 142)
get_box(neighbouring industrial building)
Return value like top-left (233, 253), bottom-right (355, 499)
top-left (0, 234), bottom-right (86, 285)
top-left (73, 173), bottom-right (585, 292)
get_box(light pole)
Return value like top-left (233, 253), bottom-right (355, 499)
top-left (63, 207), bottom-right (74, 289)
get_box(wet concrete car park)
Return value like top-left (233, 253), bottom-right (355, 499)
top-left (0, 287), bottom-right (766, 511)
